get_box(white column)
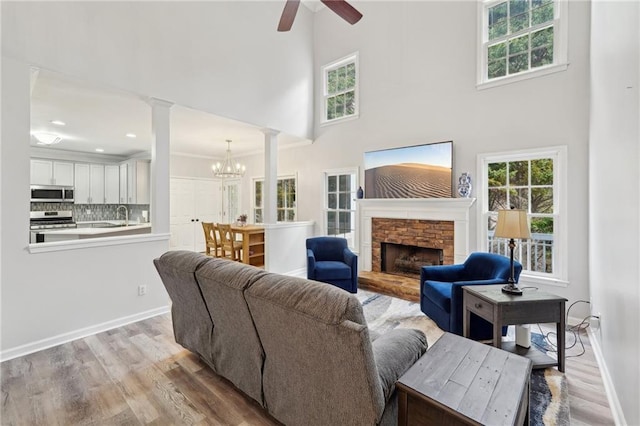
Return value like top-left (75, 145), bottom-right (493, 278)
top-left (262, 128), bottom-right (280, 224)
top-left (148, 98), bottom-right (173, 234)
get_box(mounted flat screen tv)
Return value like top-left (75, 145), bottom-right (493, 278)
top-left (364, 141), bottom-right (453, 199)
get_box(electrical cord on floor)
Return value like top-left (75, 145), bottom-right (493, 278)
top-left (531, 299), bottom-right (596, 358)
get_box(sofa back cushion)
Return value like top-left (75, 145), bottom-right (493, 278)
top-left (245, 273), bottom-right (385, 426)
top-left (195, 258), bottom-right (268, 406)
top-left (153, 251), bottom-right (212, 359)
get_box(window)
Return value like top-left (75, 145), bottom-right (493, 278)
top-left (322, 53), bottom-right (359, 124)
top-left (478, 147), bottom-right (567, 285)
top-left (253, 176), bottom-right (296, 223)
top-left (478, 0), bottom-right (567, 88)
top-left (324, 170), bottom-right (357, 249)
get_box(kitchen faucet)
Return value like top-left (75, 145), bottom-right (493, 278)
top-left (117, 205), bottom-right (129, 226)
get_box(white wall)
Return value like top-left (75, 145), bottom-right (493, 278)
top-left (1, 1), bottom-right (314, 357)
top-left (589, 1), bottom-right (640, 424)
top-left (1, 1), bottom-right (314, 140)
top-left (245, 1), bottom-right (591, 314)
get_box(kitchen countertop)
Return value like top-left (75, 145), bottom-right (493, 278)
top-left (40, 221), bottom-right (151, 242)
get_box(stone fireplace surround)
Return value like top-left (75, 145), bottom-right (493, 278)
top-left (358, 198), bottom-right (476, 272)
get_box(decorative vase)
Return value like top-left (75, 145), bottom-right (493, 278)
top-left (457, 173), bottom-right (472, 198)
top-left (357, 186), bottom-right (364, 199)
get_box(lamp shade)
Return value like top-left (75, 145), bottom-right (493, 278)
top-left (494, 209), bottom-right (531, 239)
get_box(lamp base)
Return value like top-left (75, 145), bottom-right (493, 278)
top-left (501, 284), bottom-right (523, 296)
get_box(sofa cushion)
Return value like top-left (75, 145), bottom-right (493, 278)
top-left (195, 258), bottom-right (269, 406)
top-left (314, 261), bottom-right (351, 280)
top-left (245, 273), bottom-right (385, 426)
top-left (153, 251), bottom-right (212, 359)
top-left (422, 280), bottom-right (452, 313)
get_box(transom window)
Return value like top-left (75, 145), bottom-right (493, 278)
top-left (322, 53), bottom-right (359, 124)
top-left (324, 170), bottom-right (357, 249)
top-left (478, 0), bottom-right (567, 87)
top-left (253, 176), bottom-right (296, 223)
top-left (478, 147), bottom-right (567, 285)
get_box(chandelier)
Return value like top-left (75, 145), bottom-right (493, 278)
top-left (212, 139), bottom-right (246, 178)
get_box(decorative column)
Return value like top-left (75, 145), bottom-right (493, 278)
top-left (148, 98), bottom-right (173, 234)
top-left (262, 128), bottom-right (280, 224)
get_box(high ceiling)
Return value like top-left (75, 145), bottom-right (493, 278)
top-left (29, 70), bottom-right (309, 160)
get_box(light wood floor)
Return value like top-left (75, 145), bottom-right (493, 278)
top-left (1, 304), bottom-right (615, 425)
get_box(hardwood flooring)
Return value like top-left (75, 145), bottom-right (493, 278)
top-left (1, 295), bottom-right (615, 425)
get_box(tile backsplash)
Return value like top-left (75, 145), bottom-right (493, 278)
top-left (31, 203), bottom-right (150, 223)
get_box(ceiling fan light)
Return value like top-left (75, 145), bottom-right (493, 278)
top-left (33, 132), bottom-right (62, 145)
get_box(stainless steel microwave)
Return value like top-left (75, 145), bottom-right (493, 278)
top-left (30, 185), bottom-right (75, 203)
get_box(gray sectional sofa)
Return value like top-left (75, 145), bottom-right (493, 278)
top-left (154, 250), bottom-right (428, 426)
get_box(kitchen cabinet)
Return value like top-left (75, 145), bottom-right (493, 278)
top-left (74, 163), bottom-right (105, 204)
top-left (170, 177), bottom-right (221, 251)
top-left (104, 165), bottom-right (120, 204)
top-left (30, 159), bottom-right (74, 186)
top-left (119, 160), bottom-right (150, 204)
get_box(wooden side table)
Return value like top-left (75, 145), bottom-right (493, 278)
top-left (397, 332), bottom-right (532, 426)
top-left (462, 285), bottom-right (567, 372)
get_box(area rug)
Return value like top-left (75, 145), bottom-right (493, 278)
top-left (356, 290), bottom-right (570, 426)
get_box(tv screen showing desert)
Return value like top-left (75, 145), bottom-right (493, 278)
top-left (364, 142), bottom-right (452, 199)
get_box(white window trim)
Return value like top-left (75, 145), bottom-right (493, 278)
top-left (476, 146), bottom-right (568, 287)
top-left (320, 52), bottom-right (360, 126)
top-left (251, 174), bottom-right (298, 223)
top-left (476, 0), bottom-right (569, 90)
top-left (323, 167), bottom-right (359, 250)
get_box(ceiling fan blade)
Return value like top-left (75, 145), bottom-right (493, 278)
top-left (320, 0), bottom-right (363, 25)
top-left (278, 0), bottom-right (301, 32)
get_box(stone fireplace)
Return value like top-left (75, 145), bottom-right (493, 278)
top-left (358, 198), bottom-right (476, 273)
top-left (373, 217), bottom-right (453, 277)
top-left (381, 242), bottom-right (444, 278)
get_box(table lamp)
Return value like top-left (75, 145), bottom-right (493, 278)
top-left (494, 209), bottom-right (531, 295)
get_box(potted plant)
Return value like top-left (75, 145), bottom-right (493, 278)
top-left (237, 214), bottom-right (248, 226)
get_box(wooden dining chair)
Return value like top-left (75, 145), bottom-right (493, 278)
top-left (217, 223), bottom-right (243, 261)
top-left (202, 222), bottom-right (222, 257)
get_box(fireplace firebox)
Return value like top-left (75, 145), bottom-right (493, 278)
top-left (381, 242), bottom-right (443, 278)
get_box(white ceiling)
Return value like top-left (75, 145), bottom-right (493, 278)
top-left (30, 70), bottom-right (310, 160)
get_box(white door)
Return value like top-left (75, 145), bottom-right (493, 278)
top-left (169, 178), bottom-right (221, 252)
top-left (222, 179), bottom-right (241, 223)
top-left (194, 180), bottom-right (222, 251)
top-left (53, 161), bottom-right (74, 186)
top-left (170, 178), bottom-right (196, 251)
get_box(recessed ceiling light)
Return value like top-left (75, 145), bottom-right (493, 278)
top-left (50, 120), bottom-right (66, 126)
top-left (95, 148), bottom-right (104, 153)
top-left (126, 133), bottom-right (137, 138)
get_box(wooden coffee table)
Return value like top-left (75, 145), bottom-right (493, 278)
top-left (462, 285), bottom-right (567, 372)
top-left (397, 332), bottom-right (532, 426)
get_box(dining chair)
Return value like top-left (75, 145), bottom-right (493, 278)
top-left (217, 223), bottom-right (243, 261)
top-left (202, 222), bottom-right (222, 257)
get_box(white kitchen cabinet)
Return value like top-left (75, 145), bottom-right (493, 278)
top-left (169, 178), bottom-right (221, 252)
top-left (30, 159), bottom-right (74, 186)
top-left (119, 160), bottom-right (150, 204)
top-left (104, 165), bottom-right (120, 204)
top-left (74, 164), bottom-right (106, 204)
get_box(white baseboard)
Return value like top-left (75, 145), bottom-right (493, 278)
top-left (282, 267), bottom-right (307, 278)
top-left (587, 327), bottom-right (627, 426)
top-left (0, 305), bottom-right (170, 363)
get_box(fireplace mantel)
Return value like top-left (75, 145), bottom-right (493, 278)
top-left (358, 198), bottom-right (476, 271)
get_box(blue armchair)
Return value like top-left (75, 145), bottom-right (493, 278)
top-left (306, 237), bottom-right (358, 293)
top-left (420, 252), bottom-right (522, 340)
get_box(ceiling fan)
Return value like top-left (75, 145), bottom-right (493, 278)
top-left (278, 0), bottom-right (363, 32)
